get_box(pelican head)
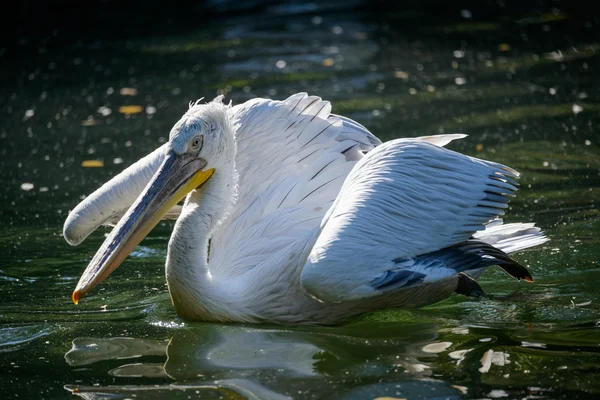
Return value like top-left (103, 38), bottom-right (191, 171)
top-left (72, 97), bottom-right (234, 304)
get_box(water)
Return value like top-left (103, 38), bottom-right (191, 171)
top-left (2, 1), bottom-right (600, 398)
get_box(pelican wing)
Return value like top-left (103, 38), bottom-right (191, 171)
top-left (300, 139), bottom-right (524, 302)
top-left (210, 94), bottom-right (470, 279)
top-left (208, 94), bottom-right (382, 277)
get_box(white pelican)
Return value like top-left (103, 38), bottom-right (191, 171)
top-left (64, 93), bottom-right (548, 324)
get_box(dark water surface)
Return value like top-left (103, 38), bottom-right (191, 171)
top-left (2, 1), bottom-right (600, 398)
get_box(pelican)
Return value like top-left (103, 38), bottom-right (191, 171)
top-left (64, 93), bottom-right (548, 325)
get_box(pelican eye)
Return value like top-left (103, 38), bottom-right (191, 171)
top-left (191, 136), bottom-right (203, 150)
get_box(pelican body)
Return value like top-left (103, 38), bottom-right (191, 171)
top-left (64, 94), bottom-right (547, 325)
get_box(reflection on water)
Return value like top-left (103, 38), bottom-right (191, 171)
top-left (1, 0), bottom-right (600, 398)
top-left (63, 323), bottom-right (460, 399)
top-left (59, 319), bottom-right (600, 398)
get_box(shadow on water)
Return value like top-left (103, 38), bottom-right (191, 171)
top-left (1, 0), bottom-right (600, 399)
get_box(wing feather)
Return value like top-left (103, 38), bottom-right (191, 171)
top-left (300, 139), bottom-right (525, 302)
top-left (209, 94), bottom-right (380, 277)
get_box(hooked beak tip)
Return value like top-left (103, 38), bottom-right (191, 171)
top-left (72, 289), bottom-right (81, 305)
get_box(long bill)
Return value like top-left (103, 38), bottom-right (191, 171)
top-left (72, 151), bottom-right (214, 304)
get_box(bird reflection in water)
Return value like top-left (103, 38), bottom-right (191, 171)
top-left (63, 323), bottom-right (464, 399)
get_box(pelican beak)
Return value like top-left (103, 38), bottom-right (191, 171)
top-left (72, 151), bottom-right (214, 304)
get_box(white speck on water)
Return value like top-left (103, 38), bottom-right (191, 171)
top-left (408, 88), bottom-right (417, 95)
top-left (21, 182), bottom-right (34, 191)
top-left (543, 161), bottom-right (549, 167)
top-left (572, 104), bottom-right (583, 114)
top-left (453, 50), bottom-right (465, 58)
top-left (455, 77), bottom-right (467, 85)
top-left (460, 9), bottom-right (472, 19)
top-left (113, 157), bottom-right (124, 165)
top-left (479, 337), bottom-right (493, 342)
top-left (39, 187), bottom-right (49, 192)
top-left (451, 385), bottom-right (468, 395)
top-left (422, 342), bottom-right (452, 353)
top-left (405, 363), bottom-right (430, 372)
top-left (311, 16), bottom-right (323, 25)
top-left (449, 349), bottom-right (472, 360)
top-left (97, 106), bottom-right (111, 116)
top-left (479, 350), bottom-right (510, 373)
top-left (585, 140), bottom-right (591, 146)
top-left (332, 26), bottom-right (343, 35)
top-left (146, 105), bottom-right (157, 115)
top-left (24, 109), bottom-right (34, 119)
top-left (488, 389), bottom-right (509, 398)
top-left (275, 60), bottom-right (287, 69)
top-left (522, 341), bottom-right (547, 348)
top-left (549, 87), bottom-right (556, 95)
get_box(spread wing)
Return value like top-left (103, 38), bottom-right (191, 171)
top-left (208, 93), bottom-right (382, 277)
top-left (300, 139), bottom-right (531, 303)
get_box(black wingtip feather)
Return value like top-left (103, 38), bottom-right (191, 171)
top-left (497, 259), bottom-right (534, 282)
top-left (477, 243), bottom-right (534, 282)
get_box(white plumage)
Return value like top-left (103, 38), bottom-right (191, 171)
top-left (64, 93), bottom-right (548, 325)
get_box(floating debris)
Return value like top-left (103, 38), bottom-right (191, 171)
top-left (498, 43), bottom-right (511, 52)
top-left (322, 58), bottom-right (335, 67)
top-left (113, 158), bottom-right (124, 165)
top-left (146, 106), bottom-right (157, 115)
top-left (540, 12), bottom-right (568, 22)
top-left (394, 71), bottom-right (409, 80)
top-left (81, 118), bottom-right (102, 126)
top-left (374, 397), bottom-right (406, 400)
top-left (572, 104), bottom-right (583, 115)
top-left (81, 160), bottom-right (104, 168)
top-left (118, 105), bottom-right (144, 115)
top-left (20, 182), bottom-right (34, 191)
top-left (455, 77), bottom-right (467, 85)
top-left (119, 87), bottom-right (138, 96)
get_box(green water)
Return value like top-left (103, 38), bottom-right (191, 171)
top-left (2, 1), bottom-right (600, 398)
